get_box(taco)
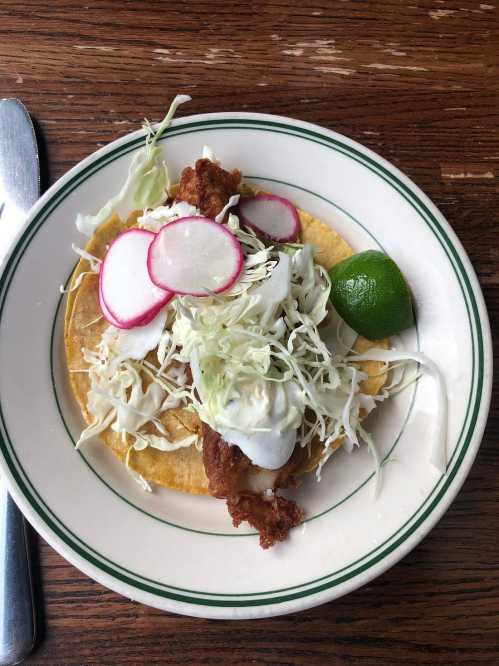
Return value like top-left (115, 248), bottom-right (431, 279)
top-left (64, 95), bottom-right (405, 548)
top-left (65, 154), bottom-right (391, 548)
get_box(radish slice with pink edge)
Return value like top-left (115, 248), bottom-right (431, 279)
top-left (98, 279), bottom-right (121, 328)
top-left (99, 228), bottom-right (174, 329)
top-left (147, 216), bottom-right (244, 296)
top-left (238, 193), bottom-right (300, 242)
top-left (98, 277), bottom-right (160, 329)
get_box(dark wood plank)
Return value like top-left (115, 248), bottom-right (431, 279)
top-left (0, 0), bottom-right (497, 663)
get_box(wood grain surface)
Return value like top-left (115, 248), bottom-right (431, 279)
top-left (0, 0), bottom-right (497, 663)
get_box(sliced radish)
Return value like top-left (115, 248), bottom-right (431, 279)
top-left (147, 216), bottom-right (243, 296)
top-left (99, 229), bottom-right (174, 329)
top-left (98, 279), bottom-right (121, 328)
top-left (238, 194), bottom-right (300, 242)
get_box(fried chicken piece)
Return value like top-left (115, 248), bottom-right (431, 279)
top-left (202, 422), bottom-right (252, 498)
top-left (227, 493), bottom-right (304, 550)
top-left (202, 423), bottom-right (304, 548)
top-left (176, 158), bottom-right (241, 219)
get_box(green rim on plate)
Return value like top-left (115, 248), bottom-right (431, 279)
top-left (0, 117), bottom-right (486, 608)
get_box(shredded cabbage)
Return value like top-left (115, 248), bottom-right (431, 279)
top-left (59, 270), bottom-right (93, 294)
top-left (138, 200), bottom-right (199, 232)
top-left (76, 94), bottom-right (191, 236)
top-left (78, 206), bottom-right (384, 478)
top-left (73, 114), bottom-right (446, 487)
top-left (215, 194), bottom-right (240, 223)
top-left (165, 215), bottom-right (377, 465)
top-left (77, 309), bottom-right (192, 449)
top-left (347, 349), bottom-right (447, 473)
top-left (71, 244), bottom-right (102, 271)
top-left (59, 244), bottom-right (101, 293)
top-left (133, 432), bottom-right (199, 453)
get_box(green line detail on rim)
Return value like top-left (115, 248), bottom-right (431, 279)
top-left (0, 118), bottom-right (484, 607)
top-left (0, 119), bottom-right (484, 600)
top-left (0, 122), bottom-right (480, 600)
top-left (50, 176), bottom-right (420, 537)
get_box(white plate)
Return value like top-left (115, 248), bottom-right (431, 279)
top-left (0, 112), bottom-right (492, 619)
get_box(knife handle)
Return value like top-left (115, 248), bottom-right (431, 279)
top-left (0, 485), bottom-right (36, 665)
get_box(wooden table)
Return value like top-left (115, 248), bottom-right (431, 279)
top-left (1, 1), bottom-right (497, 663)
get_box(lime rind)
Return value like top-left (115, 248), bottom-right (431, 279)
top-left (328, 250), bottom-right (414, 341)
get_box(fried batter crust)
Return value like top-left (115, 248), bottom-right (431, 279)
top-left (202, 422), bottom-right (252, 498)
top-left (227, 494), bottom-right (304, 549)
top-left (202, 423), bottom-right (303, 548)
top-left (175, 158), bottom-right (241, 219)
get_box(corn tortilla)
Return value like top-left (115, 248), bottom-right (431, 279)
top-left (65, 188), bottom-right (389, 494)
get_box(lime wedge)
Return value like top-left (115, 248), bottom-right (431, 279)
top-left (328, 250), bottom-right (414, 340)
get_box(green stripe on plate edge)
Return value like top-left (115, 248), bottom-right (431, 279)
top-left (0, 119), bottom-right (486, 596)
top-left (0, 118), bottom-right (485, 606)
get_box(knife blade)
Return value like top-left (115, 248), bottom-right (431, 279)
top-left (0, 98), bottom-right (38, 665)
top-left (0, 99), bottom-right (40, 262)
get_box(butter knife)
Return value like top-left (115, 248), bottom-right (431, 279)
top-left (0, 98), bottom-right (39, 665)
